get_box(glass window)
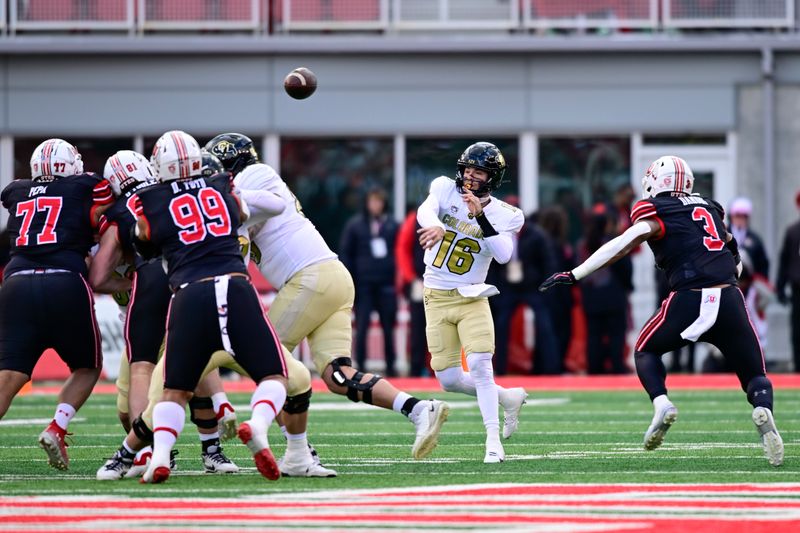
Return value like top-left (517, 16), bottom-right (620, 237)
top-left (280, 138), bottom-right (394, 253)
top-left (14, 137), bottom-right (135, 179)
top-left (538, 137), bottom-right (630, 244)
top-left (406, 138), bottom-right (519, 211)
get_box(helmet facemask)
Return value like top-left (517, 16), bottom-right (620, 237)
top-left (455, 142), bottom-right (507, 197)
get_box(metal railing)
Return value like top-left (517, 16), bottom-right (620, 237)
top-left (663, 0), bottom-right (794, 29)
top-left (138, 0), bottom-right (261, 32)
top-left (279, 0), bottom-right (389, 31)
top-left (10, 0), bottom-right (134, 32)
top-left (393, 0), bottom-right (519, 30)
top-left (523, 0), bottom-right (659, 30)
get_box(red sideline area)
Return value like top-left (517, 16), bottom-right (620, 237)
top-left (29, 373), bottom-right (800, 395)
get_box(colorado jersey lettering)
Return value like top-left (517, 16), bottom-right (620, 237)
top-left (135, 173), bottom-right (245, 289)
top-left (1, 174), bottom-right (112, 278)
top-left (631, 194), bottom-right (737, 291)
top-left (421, 176), bottom-right (524, 290)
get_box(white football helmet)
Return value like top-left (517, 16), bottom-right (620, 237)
top-left (30, 138), bottom-right (83, 181)
top-left (642, 156), bottom-right (694, 199)
top-left (104, 150), bottom-right (156, 196)
top-left (150, 130), bottom-right (202, 182)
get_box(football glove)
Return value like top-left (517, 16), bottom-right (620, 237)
top-left (539, 271), bottom-right (576, 292)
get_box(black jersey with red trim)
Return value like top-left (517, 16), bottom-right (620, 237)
top-left (1, 174), bottom-right (113, 279)
top-left (135, 173), bottom-right (246, 289)
top-left (100, 181), bottom-right (156, 270)
top-left (631, 194), bottom-right (737, 291)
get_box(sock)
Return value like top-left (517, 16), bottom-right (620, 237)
top-left (249, 380), bottom-right (287, 434)
top-left (392, 392), bottom-right (420, 418)
top-left (466, 352), bottom-right (500, 438)
top-left (53, 403), bottom-right (76, 431)
top-left (151, 401), bottom-right (185, 468)
top-left (635, 351), bottom-right (668, 401)
top-left (211, 392), bottom-right (231, 416)
top-left (280, 425), bottom-right (290, 440)
top-left (199, 431), bottom-right (220, 454)
top-left (435, 366), bottom-right (510, 407)
top-left (122, 440), bottom-right (137, 456)
top-left (746, 375), bottom-right (774, 411)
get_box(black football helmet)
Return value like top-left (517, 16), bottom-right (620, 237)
top-left (205, 133), bottom-right (259, 176)
top-left (455, 142), bottom-right (507, 197)
top-left (200, 149), bottom-right (225, 178)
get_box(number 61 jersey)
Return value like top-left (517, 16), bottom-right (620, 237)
top-left (631, 194), bottom-right (737, 291)
top-left (421, 176), bottom-right (523, 290)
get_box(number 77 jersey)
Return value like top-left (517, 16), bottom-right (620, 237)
top-left (631, 194), bottom-right (737, 291)
top-left (421, 176), bottom-right (524, 290)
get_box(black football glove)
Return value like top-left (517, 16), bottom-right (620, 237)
top-left (539, 271), bottom-right (576, 292)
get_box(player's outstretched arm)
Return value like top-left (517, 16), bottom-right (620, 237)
top-left (539, 219), bottom-right (660, 292)
top-left (417, 193), bottom-right (446, 250)
top-left (238, 188), bottom-right (284, 226)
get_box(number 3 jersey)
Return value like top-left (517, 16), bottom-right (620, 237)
top-left (419, 176), bottom-right (524, 290)
top-left (631, 194), bottom-right (737, 291)
top-left (1, 174), bottom-right (113, 278)
top-left (135, 173), bottom-right (246, 289)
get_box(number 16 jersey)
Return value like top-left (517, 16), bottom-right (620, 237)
top-left (421, 176), bottom-right (523, 290)
top-left (631, 194), bottom-right (737, 291)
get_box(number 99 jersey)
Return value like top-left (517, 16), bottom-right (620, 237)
top-left (631, 194), bottom-right (737, 291)
top-left (421, 176), bottom-right (524, 290)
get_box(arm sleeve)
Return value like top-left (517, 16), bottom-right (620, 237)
top-left (482, 207), bottom-right (524, 265)
top-left (416, 177), bottom-right (446, 229)
top-left (572, 221), bottom-right (653, 281)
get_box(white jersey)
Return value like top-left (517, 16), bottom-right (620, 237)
top-left (235, 163), bottom-right (337, 290)
top-left (418, 176), bottom-right (524, 290)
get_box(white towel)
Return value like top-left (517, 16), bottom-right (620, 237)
top-left (680, 288), bottom-right (722, 342)
top-left (457, 283), bottom-right (500, 298)
top-left (214, 275), bottom-right (234, 355)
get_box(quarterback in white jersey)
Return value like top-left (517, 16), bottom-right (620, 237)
top-left (205, 133), bottom-right (450, 471)
top-left (417, 142), bottom-right (528, 463)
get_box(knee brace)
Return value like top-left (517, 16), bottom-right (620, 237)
top-left (330, 357), bottom-right (382, 405)
top-left (466, 352), bottom-right (494, 384)
top-left (435, 366), bottom-right (471, 394)
top-left (132, 415), bottom-right (154, 445)
top-left (283, 388), bottom-right (312, 415)
top-left (189, 396), bottom-right (218, 429)
top-left (746, 375), bottom-right (774, 410)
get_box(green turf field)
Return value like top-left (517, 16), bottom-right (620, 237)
top-left (1, 388), bottom-right (798, 497)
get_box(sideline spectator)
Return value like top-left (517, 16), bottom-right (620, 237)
top-left (340, 188), bottom-right (399, 376)
top-left (539, 206), bottom-right (575, 366)
top-left (776, 191), bottom-right (800, 371)
top-left (728, 197), bottom-right (769, 279)
top-left (395, 206), bottom-right (429, 376)
top-left (578, 204), bottom-right (632, 374)
top-left (489, 199), bottom-right (560, 375)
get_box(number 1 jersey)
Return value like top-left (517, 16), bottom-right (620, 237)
top-left (631, 194), bottom-right (737, 291)
top-left (420, 176), bottom-right (524, 290)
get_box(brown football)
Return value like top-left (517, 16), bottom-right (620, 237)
top-left (284, 67), bottom-right (317, 100)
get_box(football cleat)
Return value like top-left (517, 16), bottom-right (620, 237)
top-left (238, 421), bottom-right (280, 480)
top-left (96, 449), bottom-right (134, 480)
top-left (484, 437), bottom-right (505, 464)
top-left (202, 447), bottom-right (240, 474)
top-left (279, 456), bottom-right (337, 478)
top-left (38, 422), bottom-right (69, 471)
top-left (141, 464), bottom-right (171, 484)
top-left (125, 447), bottom-right (152, 479)
top-left (216, 402), bottom-right (238, 442)
top-left (502, 388), bottom-right (528, 439)
top-left (411, 400), bottom-right (450, 460)
top-left (643, 404), bottom-right (678, 451)
top-left (752, 406), bottom-right (784, 467)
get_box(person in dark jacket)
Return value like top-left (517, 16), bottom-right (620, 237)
top-left (340, 188), bottom-right (399, 376)
top-left (578, 204), bottom-right (633, 374)
top-left (728, 197), bottom-right (769, 279)
top-left (489, 201), bottom-right (560, 375)
top-left (777, 191), bottom-right (800, 371)
top-left (396, 206), bottom-right (428, 376)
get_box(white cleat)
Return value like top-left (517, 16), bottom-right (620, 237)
top-left (279, 457), bottom-right (337, 478)
top-left (752, 406), bottom-right (784, 467)
top-left (202, 448), bottom-right (240, 474)
top-left (484, 438), bottom-right (505, 464)
top-left (411, 400), bottom-right (450, 460)
top-left (643, 404), bottom-right (678, 451)
top-left (502, 388), bottom-right (528, 439)
top-left (125, 447), bottom-right (152, 479)
top-left (141, 459), bottom-right (171, 484)
top-left (216, 403), bottom-right (238, 442)
top-left (96, 450), bottom-right (133, 481)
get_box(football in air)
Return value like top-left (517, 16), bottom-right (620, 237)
top-left (284, 67), bottom-right (317, 100)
